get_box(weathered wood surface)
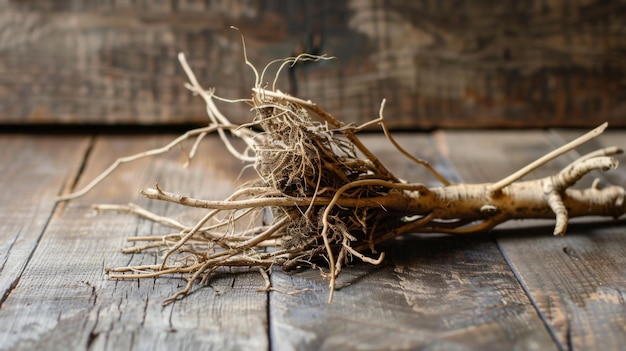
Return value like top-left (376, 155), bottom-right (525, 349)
top-left (1, 0), bottom-right (625, 128)
top-left (0, 135), bottom-right (90, 304)
top-left (269, 134), bottom-right (557, 350)
top-left (0, 130), bottom-right (624, 350)
top-left (437, 129), bottom-right (626, 350)
top-left (0, 135), bottom-right (268, 350)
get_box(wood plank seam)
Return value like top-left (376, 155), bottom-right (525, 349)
top-left (63, 136), bottom-right (96, 196)
top-left (437, 129), bottom-right (626, 350)
top-left (494, 240), bottom-right (565, 350)
top-left (0, 137), bottom-right (93, 310)
top-left (432, 132), bottom-right (562, 349)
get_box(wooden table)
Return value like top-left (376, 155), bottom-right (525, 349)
top-left (1, 129), bottom-right (624, 350)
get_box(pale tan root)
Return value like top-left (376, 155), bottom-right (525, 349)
top-left (59, 45), bottom-right (626, 305)
top-left (57, 125), bottom-right (235, 201)
top-left (95, 139), bottom-right (624, 304)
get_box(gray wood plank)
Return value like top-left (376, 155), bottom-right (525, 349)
top-left (268, 134), bottom-right (557, 351)
top-left (2, 1), bottom-right (625, 128)
top-left (438, 129), bottom-right (626, 350)
top-left (0, 134), bottom-right (90, 304)
top-left (0, 135), bottom-right (268, 351)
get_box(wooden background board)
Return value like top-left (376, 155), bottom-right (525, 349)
top-left (1, 0), bottom-right (625, 128)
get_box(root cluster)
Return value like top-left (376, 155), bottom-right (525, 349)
top-left (59, 36), bottom-right (626, 305)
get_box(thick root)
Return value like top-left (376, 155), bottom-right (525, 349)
top-left (61, 48), bottom-right (625, 305)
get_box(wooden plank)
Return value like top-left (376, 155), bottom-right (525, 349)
top-left (0, 134), bottom-right (90, 304)
top-left (268, 134), bottom-right (557, 350)
top-left (1, 0), bottom-right (624, 128)
top-left (0, 0), bottom-right (351, 126)
top-left (437, 129), bottom-right (626, 350)
top-left (0, 135), bottom-right (268, 350)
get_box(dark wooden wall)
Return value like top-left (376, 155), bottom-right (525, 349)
top-left (1, 0), bottom-right (624, 128)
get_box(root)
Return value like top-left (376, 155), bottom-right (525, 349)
top-left (58, 125), bottom-right (225, 201)
top-left (489, 123), bottom-right (610, 194)
top-left (60, 41), bottom-right (626, 305)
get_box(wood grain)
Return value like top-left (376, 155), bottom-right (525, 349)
top-left (1, 0), bottom-right (624, 128)
top-left (0, 135), bottom-right (268, 350)
top-left (0, 135), bottom-right (90, 305)
top-left (268, 134), bottom-right (557, 351)
top-left (437, 129), bottom-right (626, 350)
top-left (1, 130), bottom-right (623, 350)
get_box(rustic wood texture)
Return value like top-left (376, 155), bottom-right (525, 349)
top-left (437, 129), bottom-right (626, 350)
top-left (269, 134), bottom-right (557, 350)
top-left (1, 0), bottom-right (624, 128)
top-left (1, 130), bottom-right (624, 350)
top-left (0, 135), bottom-right (90, 305)
top-left (0, 135), bottom-right (268, 350)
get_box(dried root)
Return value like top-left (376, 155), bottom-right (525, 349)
top-left (59, 35), bottom-right (625, 305)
